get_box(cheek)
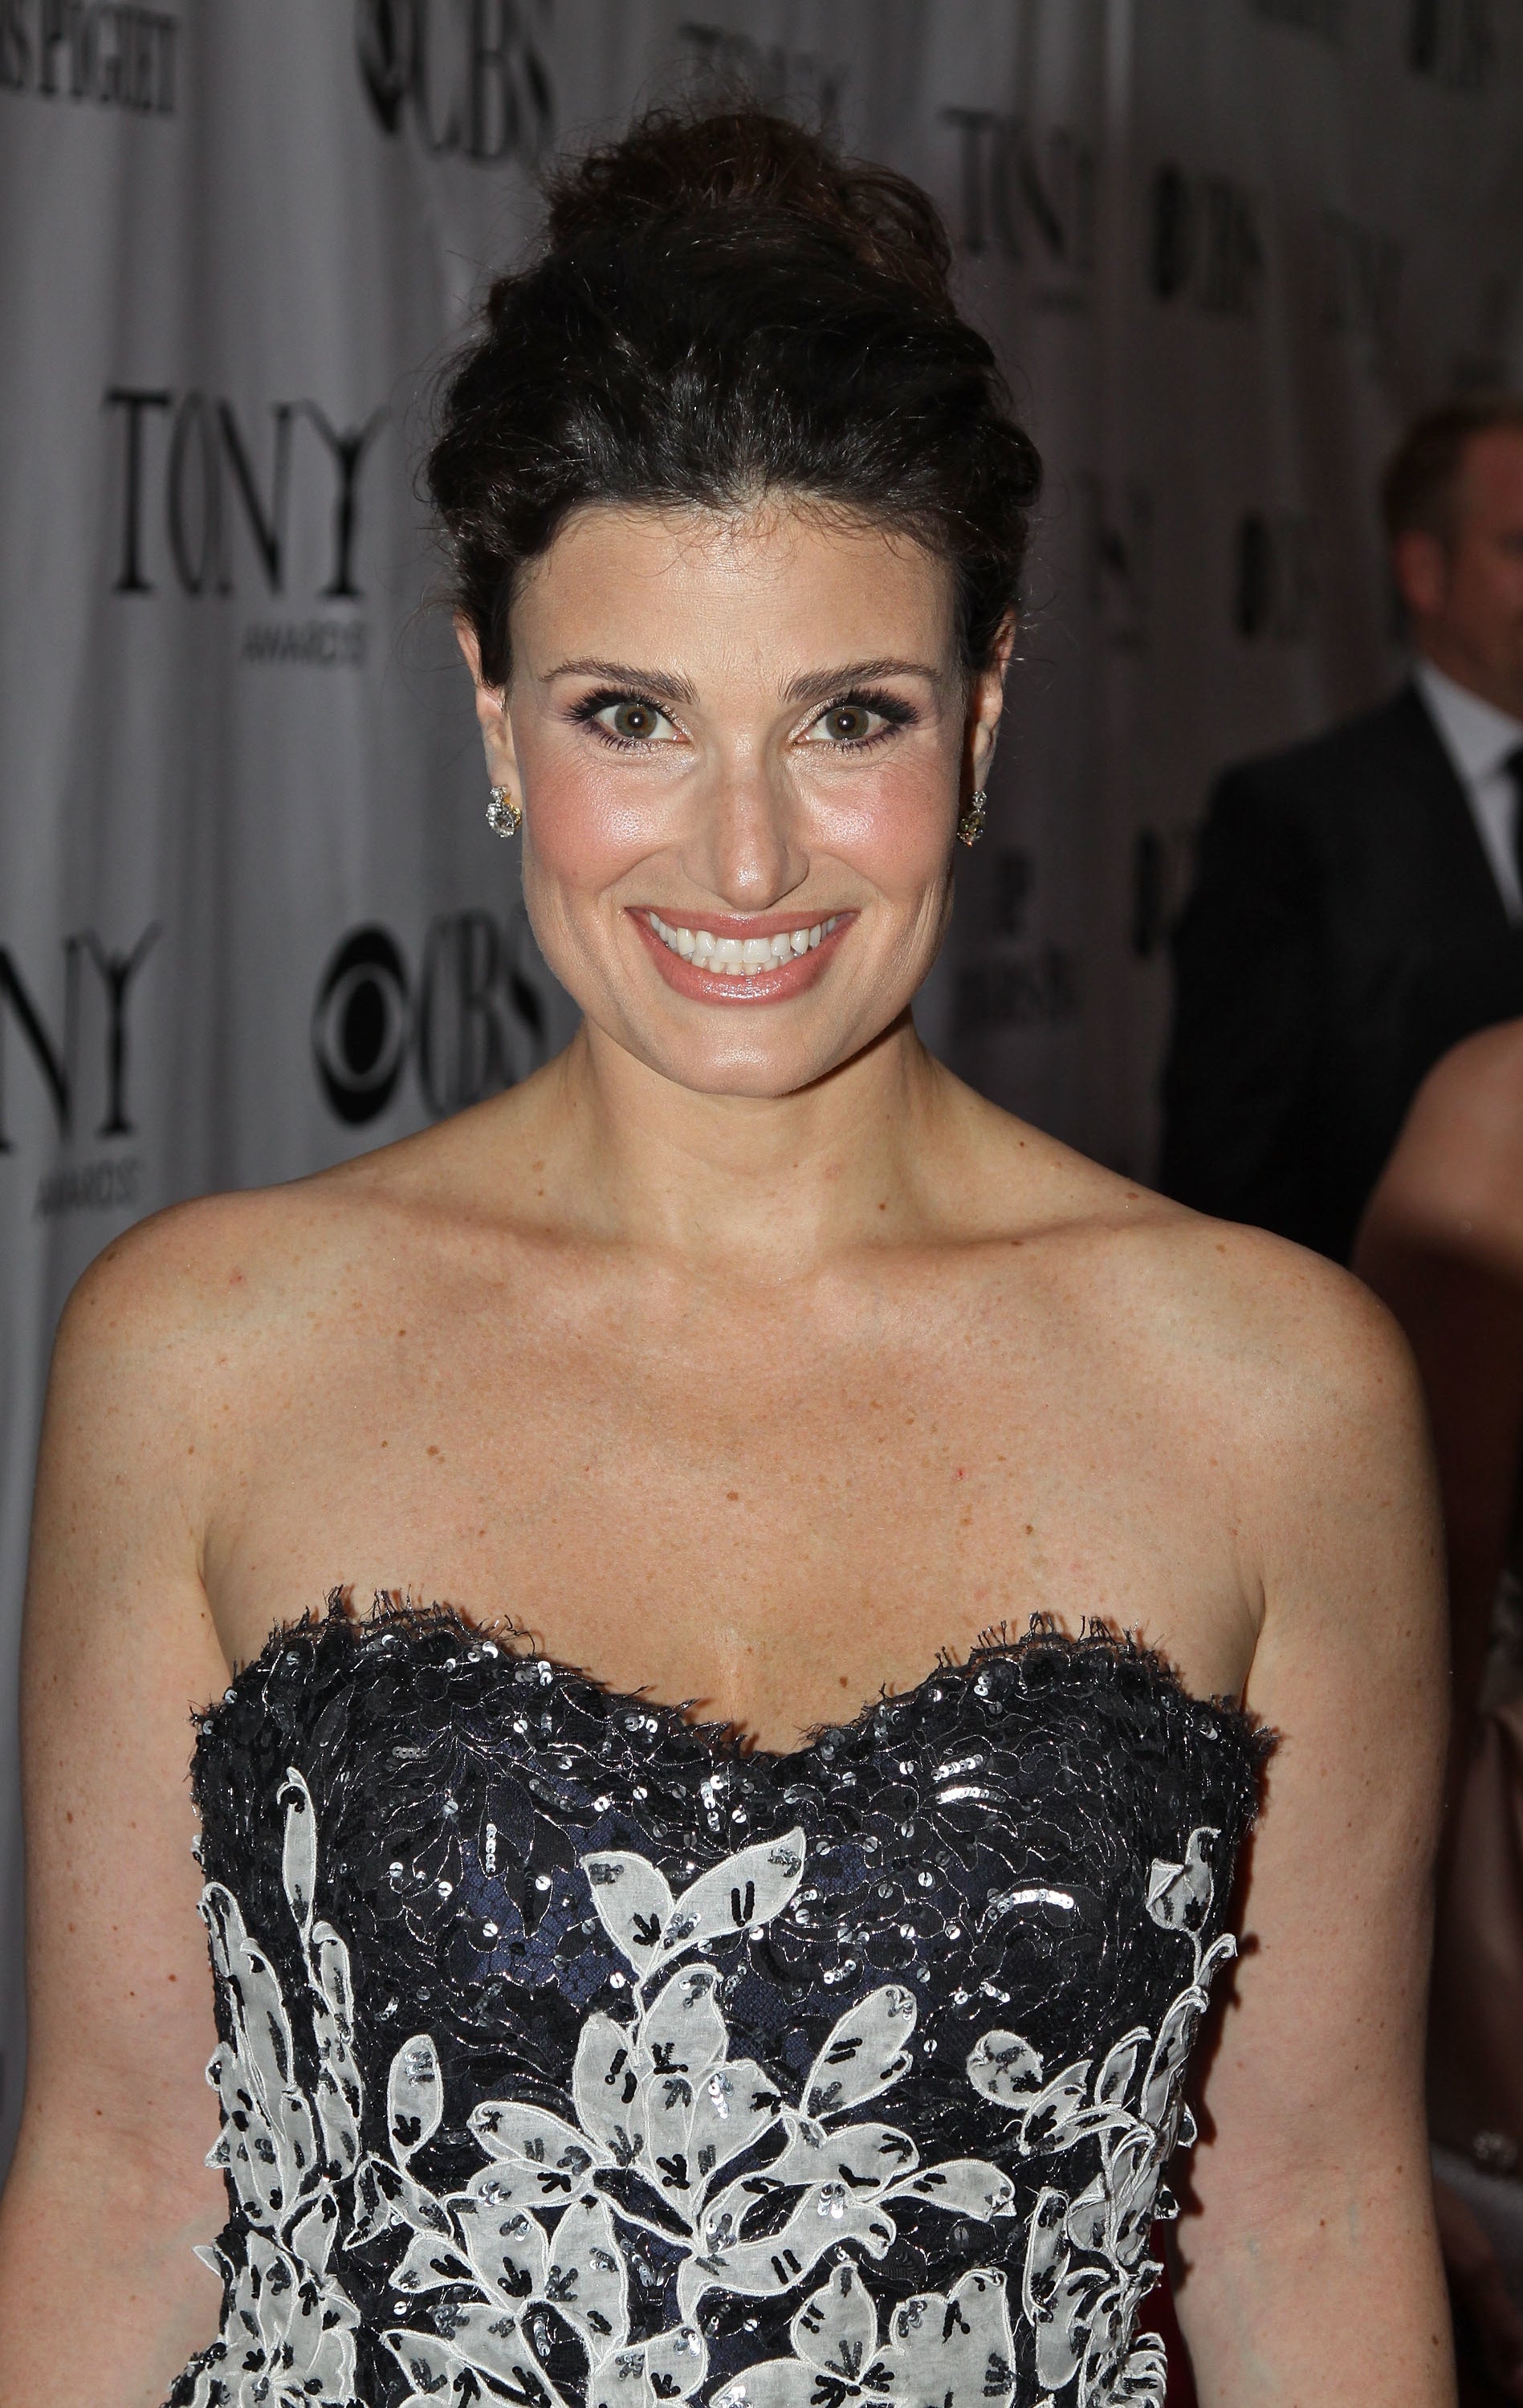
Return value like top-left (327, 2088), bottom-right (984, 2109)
top-left (517, 729), bottom-right (674, 889)
top-left (810, 757), bottom-right (953, 891)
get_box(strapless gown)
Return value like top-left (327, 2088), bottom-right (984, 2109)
top-left (169, 1607), bottom-right (1266, 2408)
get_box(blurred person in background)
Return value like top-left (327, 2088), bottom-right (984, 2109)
top-left (1358, 1021), bottom-right (1523, 2405)
top-left (1163, 394), bottom-right (1523, 1264)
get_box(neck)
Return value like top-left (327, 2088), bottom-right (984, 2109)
top-left (516, 1013), bottom-right (966, 1275)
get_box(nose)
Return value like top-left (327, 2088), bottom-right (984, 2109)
top-left (684, 749), bottom-right (810, 911)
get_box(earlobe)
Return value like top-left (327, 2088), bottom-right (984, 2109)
top-left (455, 611), bottom-right (519, 792)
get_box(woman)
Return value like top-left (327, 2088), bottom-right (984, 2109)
top-left (1358, 1019), bottom-right (1523, 2402)
top-left (0, 108), bottom-right (1452, 2407)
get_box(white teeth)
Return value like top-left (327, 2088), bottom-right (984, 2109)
top-left (645, 911), bottom-right (840, 969)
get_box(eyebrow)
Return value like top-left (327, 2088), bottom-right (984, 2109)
top-left (780, 658), bottom-right (943, 704)
top-left (543, 658), bottom-right (698, 705)
top-left (542, 655), bottom-right (943, 706)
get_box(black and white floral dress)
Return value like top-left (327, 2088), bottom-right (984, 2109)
top-left (169, 1607), bottom-right (1265, 2408)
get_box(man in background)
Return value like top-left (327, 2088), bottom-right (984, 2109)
top-left (1160, 394), bottom-right (1523, 1263)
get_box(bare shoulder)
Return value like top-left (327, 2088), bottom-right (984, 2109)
top-left (1409, 1011), bottom-right (1523, 1134)
top-left (1122, 1198), bottom-right (1418, 1412)
top-left (1145, 1192), bottom-right (1424, 1450)
top-left (967, 1093), bottom-right (1419, 1448)
top-left (45, 1092), bottom-right (557, 1497)
top-left (974, 1102), bottom-right (1430, 1567)
top-left (1365, 1014), bottom-right (1523, 1255)
top-left (1130, 1208), bottom-right (1440, 1651)
top-left (56, 1113), bottom-right (481, 1379)
top-left (58, 1174), bottom-right (356, 1384)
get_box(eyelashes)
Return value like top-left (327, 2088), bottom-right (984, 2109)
top-left (566, 687), bottom-right (666, 720)
top-left (565, 685), bottom-right (920, 753)
top-left (567, 688), bottom-right (677, 752)
top-left (816, 688), bottom-right (918, 741)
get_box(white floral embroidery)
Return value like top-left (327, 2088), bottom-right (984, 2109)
top-left (180, 1770), bottom-right (364, 2406)
top-left (181, 1770), bottom-right (1230, 2408)
top-left (177, 1778), bottom-right (1016, 2408)
top-left (712, 2260), bottom-right (1017, 2408)
top-left (965, 1825), bottom-right (1235, 2408)
top-left (403, 1826), bottom-right (1016, 2402)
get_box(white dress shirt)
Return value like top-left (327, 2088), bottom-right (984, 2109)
top-left (1413, 655), bottom-right (1523, 923)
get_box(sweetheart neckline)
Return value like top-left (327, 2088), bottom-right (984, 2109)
top-left (212, 1591), bottom-right (1257, 1769)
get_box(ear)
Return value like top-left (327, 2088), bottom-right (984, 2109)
top-left (1391, 529), bottom-right (1449, 622)
top-left (455, 613), bottom-right (521, 797)
top-left (965, 613), bottom-right (1019, 793)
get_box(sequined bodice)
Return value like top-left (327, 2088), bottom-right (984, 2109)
top-left (172, 1607), bottom-right (1264, 2408)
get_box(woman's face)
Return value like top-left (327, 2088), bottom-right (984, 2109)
top-left (461, 499), bottom-right (1010, 1099)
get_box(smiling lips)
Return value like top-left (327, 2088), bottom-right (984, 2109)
top-left (633, 907), bottom-right (850, 1001)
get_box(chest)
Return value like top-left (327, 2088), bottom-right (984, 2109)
top-left (202, 1253), bottom-right (1253, 1737)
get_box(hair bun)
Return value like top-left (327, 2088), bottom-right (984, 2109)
top-left (434, 100), bottom-right (1038, 688)
top-left (542, 105), bottom-right (955, 315)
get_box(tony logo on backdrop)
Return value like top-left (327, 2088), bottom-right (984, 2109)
top-left (104, 386), bottom-right (389, 665)
top-left (0, 928), bottom-right (159, 1219)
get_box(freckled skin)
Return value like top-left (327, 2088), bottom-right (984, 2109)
top-left (0, 499), bottom-right (1454, 2404)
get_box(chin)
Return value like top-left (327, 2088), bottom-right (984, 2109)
top-left (595, 993), bottom-right (878, 1097)
top-left (639, 1035), bottom-right (844, 1100)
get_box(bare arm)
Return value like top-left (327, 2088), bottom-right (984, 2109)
top-left (0, 1216), bottom-right (234, 2406)
top-left (1351, 1028), bottom-right (1523, 2400)
top-left (1354, 1026), bottom-right (1523, 1742)
top-left (1172, 1252), bottom-right (1452, 2405)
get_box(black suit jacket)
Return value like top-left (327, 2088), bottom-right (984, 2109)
top-left (1159, 681), bottom-right (1511, 1263)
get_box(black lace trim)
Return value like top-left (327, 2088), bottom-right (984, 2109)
top-left (202, 1588), bottom-right (1274, 1777)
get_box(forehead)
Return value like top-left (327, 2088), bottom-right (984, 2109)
top-left (511, 499), bottom-right (957, 677)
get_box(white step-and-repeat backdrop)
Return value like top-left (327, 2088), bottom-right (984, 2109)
top-left (3, 0), bottom-right (1522, 2161)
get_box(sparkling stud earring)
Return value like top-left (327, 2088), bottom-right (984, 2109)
top-left (486, 784), bottom-right (522, 837)
top-left (957, 788), bottom-right (988, 847)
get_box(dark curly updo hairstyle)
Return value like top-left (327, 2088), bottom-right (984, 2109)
top-left (427, 106), bottom-right (1041, 685)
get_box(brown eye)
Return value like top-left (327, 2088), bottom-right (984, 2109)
top-left (584, 693), bottom-right (679, 746)
top-left (820, 703), bottom-right (873, 743)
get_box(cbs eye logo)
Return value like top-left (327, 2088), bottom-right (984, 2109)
top-left (312, 926), bottom-right (410, 1124)
top-left (312, 915), bottom-right (547, 1125)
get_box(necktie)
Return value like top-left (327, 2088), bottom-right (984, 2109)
top-left (1508, 745), bottom-right (1523, 910)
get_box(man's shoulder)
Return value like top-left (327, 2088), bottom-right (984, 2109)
top-left (1210, 681), bottom-right (1434, 820)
